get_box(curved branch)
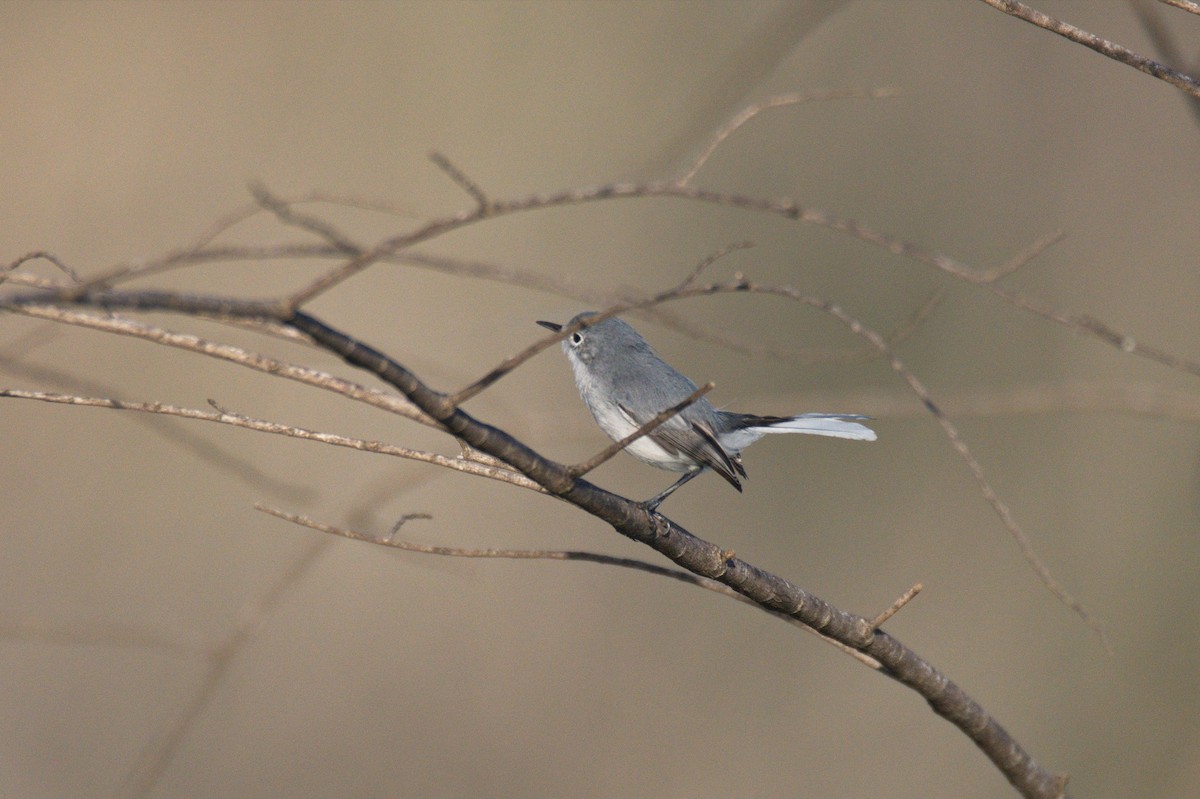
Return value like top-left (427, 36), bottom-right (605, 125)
top-left (0, 285), bottom-right (1072, 797)
top-left (284, 308), bottom-right (1072, 799)
top-left (3, 280), bottom-right (1103, 638)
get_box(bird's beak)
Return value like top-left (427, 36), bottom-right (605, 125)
top-left (536, 320), bottom-right (562, 332)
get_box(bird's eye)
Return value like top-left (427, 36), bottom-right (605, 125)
top-left (570, 332), bottom-right (583, 345)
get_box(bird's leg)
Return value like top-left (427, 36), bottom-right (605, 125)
top-left (640, 469), bottom-right (704, 513)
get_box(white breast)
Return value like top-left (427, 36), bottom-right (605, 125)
top-left (585, 393), bottom-right (698, 473)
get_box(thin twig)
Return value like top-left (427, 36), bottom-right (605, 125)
top-left (0, 388), bottom-right (546, 492)
top-left (429, 150), bottom-right (490, 210)
top-left (84, 191), bottom-right (422, 290)
top-left (8, 304), bottom-right (438, 428)
top-left (447, 242), bottom-right (751, 406)
top-left (846, 288), bottom-right (945, 365)
top-left (278, 203), bottom-right (489, 309)
top-left (1158, 0), bottom-right (1200, 16)
top-left (978, 0), bottom-right (1200, 99)
top-left (2, 251), bottom-right (82, 283)
top-left (256, 505), bottom-right (883, 669)
top-left (55, 238), bottom-right (879, 363)
top-left (43, 180), bottom-right (1195, 381)
top-left (979, 230), bottom-right (1065, 282)
top-left (443, 302), bottom-right (634, 407)
top-left (0, 352), bottom-right (314, 501)
top-left (679, 87), bottom-right (897, 185)
top-left (675, 239), bottom-right (755, 290)
top-left (249, 181), bottom-right (360, 253)
top-left (751, 284), bottom-right (1108, 648)
top-left (870, 583), bottom-right (924, 630)
top-left (568, 382), bottom-right (715, 477)
top-left (385, 512), bottom-right (435, 538)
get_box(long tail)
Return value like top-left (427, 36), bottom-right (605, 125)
top-left (743, 413), bottom-right (876, 441)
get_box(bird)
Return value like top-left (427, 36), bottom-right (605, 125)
top-left (537, 312), bottom-right (876, 511)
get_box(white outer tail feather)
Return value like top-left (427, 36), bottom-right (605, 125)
top-left (749, 414), bottom-right (877, 441)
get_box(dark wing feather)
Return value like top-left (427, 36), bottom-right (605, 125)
top-left (620, 402), bottom-right (743, 491)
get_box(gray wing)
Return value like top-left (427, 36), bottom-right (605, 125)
top-left (618, 402), bottom-right (746, 491)
top-left (600, 343), bottom-right (745, 489)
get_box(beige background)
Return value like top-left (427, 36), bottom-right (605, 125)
top-left (3, 2), bottom-right (1199, 797)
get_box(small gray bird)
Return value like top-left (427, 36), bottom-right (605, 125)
top-left (538, 312), bottom-right (876, 511)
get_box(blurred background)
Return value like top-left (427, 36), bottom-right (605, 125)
top-left (2, 1), bottom-right (1199, 797)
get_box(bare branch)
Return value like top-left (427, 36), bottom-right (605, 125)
top-left (679, 87), bottom-right (897, 185)
top-left (0, 388), bottom-right (546, 492)
top-left (257, 504), bottom-right (883, 669)
top-left (5, 272), bottom-right (1110, 644)
top-left (249, 181), bottom-right (360, 253)
top-left (568, 381), bottom-right (715, 478)
top-left (1, 280), bottom-right (1082, 796)
top-left (978, 0), bottom-right (1200, 99)
top-left (672, 239), bottom-right (755, 291)
top-left (61, 238), bottom-right (873, 363)
top-left (446, 244), bottom-right (753, 406)
top-left (870, 583), bottom-right (924, 630)
top-left (279, 307), bottom-right (1075, 799)
top-left (8, 304), bottom-right (438, 428)
top-left (1159, 0), bottom-right (1200, 14)
top-left (3, 250), bottom-right (82, 283)
top-left (0, 350), bottom-right (314, 501)
top-left (983, 281), bottom-right (1200, 377)
top-left (979, 229), bottom-right (1065, 283)
top-left (1132, 0), bottom-right (1200, 125)
top-left (751, 284), bottom-right (1108, 648)
top-left (37, 179), bottom-right (1195, 380)
top-left (429, 150), bottom-right (490, 210)
top-left (3, 276), bottom-right (1110, 645)
top-left (76, 191), bottom-right (422, 291)
top-left (278, 203), bottom-right (489, 309)
top-left (424, 179), bottom-right (1200, 378)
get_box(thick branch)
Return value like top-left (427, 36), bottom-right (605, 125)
top-left (0, 284), bottom-right (1072, 797)
top-left (281, 310), bottom-right (1070, 799)
top-left (3, 282), bottom-right (1101, 638)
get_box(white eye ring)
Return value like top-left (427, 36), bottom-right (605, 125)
top-left (570, 332), bottom-right (584, 345)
